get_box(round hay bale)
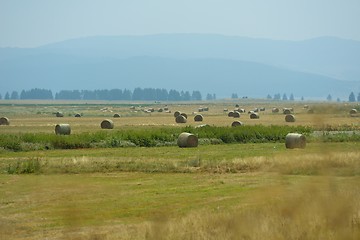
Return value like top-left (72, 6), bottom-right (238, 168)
top-left (177, 132), bottom-right (198, 148)
top-left (304, 105), bottom-right (309, 109)
top-left (231, 121), bottom-right (243, 127)
top-left (198, 108), bottom-right (204, 112)
top-left (228, 111), bottom-right (234, 117)
top-left (56, 112), bottom-right (64, 117)
top-left (285, 133), bottom-right (306, 149)
top-left (158, 108), bottom-right (163, 112)
top-left (194, 114), bottom-right (203, 122)
top-left (175, 115), bottom-right (187, 123)
top-left (233, 111), bottom-right (241, 118)
top-left (250, 113), bottom-right (259, 119)
top-left (239, 108), bottom-right (245, 113)
top-left (113, 113), bottom-right (121, 118)
top-left (259, 107), bottom-right (265, 112)
top-left (164, 107), bottom-right (169, 111)
top-left (101, 119), bottom-right (114, 129)
top-left (223, 108), bottom-right (228, 112)
top-left (74, 113), bottom-right (81, 118)
top-left (203, 107), bottom-right (209, 111)
top-left (180, 113), bottom-right (188, 119)
top-left (350, 109), bottom-right (357, 114)
top-left (55, 124), bottom-right (71, 135)
top-left (235, 104), bottom-right (240, 108)
top-left (174, 111), bottom-right (181, 118)
top-left (272, 107), bottom-right (279, 113)
top-left (285, 114), bottom-right (296, 122)
top-left (0, 117), bottom-right (10, 125)
top-left (283, 109), bottom-right (291, 114)
top-left (195, 124), bottom-right (209, 128)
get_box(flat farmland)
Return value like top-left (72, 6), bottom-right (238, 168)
top-left (0, 100), bottom-right (359, 134)
top-left (1, 100), bottom-right (360, 240)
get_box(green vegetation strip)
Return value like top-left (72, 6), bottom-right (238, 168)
top-left (1, 125), bottom-right (313, 151)
top-left (2, 124), bottom-right (360, 153)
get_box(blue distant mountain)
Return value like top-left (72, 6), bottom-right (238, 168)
top-left (1, 34), bottom-right (359, 99)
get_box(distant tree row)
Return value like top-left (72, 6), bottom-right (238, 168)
top-left (348, 92), bottom-right (360, 102)
top-left (325, 92), bottom-right (360, 102)
top-left (1, 88), bottom-right (209, 101)
top-left (267, 93), bottom-right (295, 101)
top-left (232, 93), bottom-right (297, 101)
top-left (1, 89), bottom-right (53, 100)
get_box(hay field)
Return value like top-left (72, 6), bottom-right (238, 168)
top-left (0, 100), bottom-right (359, 133)
top-left (1, 100), bottom-right (360, 239)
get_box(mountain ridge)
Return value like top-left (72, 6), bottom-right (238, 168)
top-left (1, 34), bottom-right (359, 99)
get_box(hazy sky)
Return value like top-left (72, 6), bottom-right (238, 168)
top-left (1, 0), bottom-right (360, 47)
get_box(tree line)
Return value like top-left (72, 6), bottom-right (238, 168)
top-left (348, 92), bottom-right (360, 102)
top-left (1, 88), bottom-right (211, 101)
top-left (2, 88), bottom-right (359, 102)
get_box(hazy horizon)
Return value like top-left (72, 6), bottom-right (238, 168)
top-left (1, 1), bottom-right (359, 100)
top-left (1, 0), bottom-right (360, 47)
top-left (3, 33), bottom-right (360, 49)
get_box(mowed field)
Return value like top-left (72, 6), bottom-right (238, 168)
top-left (1, 100), bottom-right (360, 240)
top-left (0, 100), bottom-right (359, 133)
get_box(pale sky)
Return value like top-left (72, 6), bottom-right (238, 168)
top-left (0, 0), bottom-right (360, 47)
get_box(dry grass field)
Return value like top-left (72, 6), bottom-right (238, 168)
top-left (0, 100), bottom-right (359, 133)
top-left (1, 100), bottom-right (360, 239)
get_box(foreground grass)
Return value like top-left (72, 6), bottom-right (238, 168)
top-left (1, 142), bottom-right (360, 239)
top-left (1, 142), bottom-right (359, 175)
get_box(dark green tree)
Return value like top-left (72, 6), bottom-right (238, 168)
top-left (82, 90), bottom-right (97, 100)
top-left (21, 88), bottom-right (53, 99)
top-left (327, 94), bottom-right (332, 101)
top-left (4, 92), bottom-right (10, 100)
top-left (122, 89), bottom-right (132, 100)
top-left (181, 91), bottom-right (191, 101)
top-left (10, 91), bottom-right (19, 99)
top-left (109, 89), bottom-right (123, 100)
top-left (168, 89), bottom-right (181, 101)
top-left (55, 90), bottom-right (81, 100)
top-left (132, 88), bottom-right (143, 100)
top-left (349, 92), bottom-right (356, 102)
top-left (273, 93), bottom-right (281, 100)
top-left (289, 93), bottom-right (294, 101)
top-left (191, 91), bottom-right (202, 101)
top-left (231, 93), bottom-right (238, 99)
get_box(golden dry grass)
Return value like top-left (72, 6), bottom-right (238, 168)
top-left (1, 100), bottom-right (359, 134)
top-left (1, 148), bottom-right (360, 239)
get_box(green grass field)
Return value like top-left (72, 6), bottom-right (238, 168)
top-left (1, 101), bottom-right (360, 239)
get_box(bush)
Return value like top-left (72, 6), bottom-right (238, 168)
top-left (6, 158), bottom-right (41, 174)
